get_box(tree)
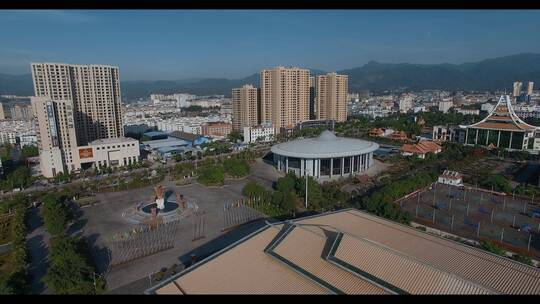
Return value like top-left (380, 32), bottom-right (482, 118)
top-left (41, 194), bottom-right (70, 236)
top-left (271, 191), bottom-right (284, 207)
top-left (242, 181), bottom-right (268, 199)
top-left (276, 172), bottom-right (296, 193)
top-left (0, 166), bottom-right (33, 191)
top-left (0, 144), bottom-right (12, 162)
top-left (480, 241), bottom-right (505, 256)
top-left (223, 157), bottom-right (250, 177)
top-left (44, 236), bottom-right (95, 294)
top-left (20, 145), bottom-right (39, 160)
top-left (173, 154), bottom-right (183, 162)
top-left (280, 191), bottom-right (299, 213)
top-left (197, 165), bottom-right (225, 186)
top-left (227, 131), bottom-right (243, 143)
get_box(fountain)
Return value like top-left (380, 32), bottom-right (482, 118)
top-left (155, 185), bottom-right (165, 210)
top-left (140, 185), bottom-right (179, 214)
top-left (122, 185), bottom-right (198, 225)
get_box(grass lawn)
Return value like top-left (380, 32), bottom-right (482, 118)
top-left (0, 251), bottom-right (15, 285)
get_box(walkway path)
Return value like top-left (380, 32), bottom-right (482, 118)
top-left (25, 206), bottom-right (50, 294)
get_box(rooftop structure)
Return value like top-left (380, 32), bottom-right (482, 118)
top-left (169, 131), bottom-right (208, 144)
top-left (438, 170), bottom-right (463, 186)
top-left (400, 141), bottom-right (441, 159)
top-left (459, 95), bottom-right (540, 152)
top-left (147, 209), bottom-right (540, 295)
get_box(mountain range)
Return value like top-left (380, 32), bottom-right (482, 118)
top-left (1, 53), bottom-right (540, 100)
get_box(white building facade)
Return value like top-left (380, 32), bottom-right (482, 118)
top-left (271, 131), bottom-right (378, 181)
top-left (243, 125), bottom-right (275, 143)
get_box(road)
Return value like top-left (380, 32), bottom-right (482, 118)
top-left (0, 145), bottom-right (272, 200)
top-left (25, 206), bottom-right (51, 294)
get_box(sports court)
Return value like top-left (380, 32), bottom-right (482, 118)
top-left (398, 182), bottom-right (540, 258)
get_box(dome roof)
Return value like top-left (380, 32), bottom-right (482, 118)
top-left (317, 130), bottom-right (338, 142)
top-left (271, 131), bottom-right (379, 159)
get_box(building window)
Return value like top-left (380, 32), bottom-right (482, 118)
top-left (332, 158), bottom-right (341, 175)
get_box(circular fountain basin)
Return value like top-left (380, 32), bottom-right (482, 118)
top-left (141, 201), bottom-right (179, 214)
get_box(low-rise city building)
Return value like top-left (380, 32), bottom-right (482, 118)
top-left (202, 122), bottom-right (232, 138)
top-left (455, 108), bottom-right (480, 115)
top-left (243, 125), bottom-right (275, 143)
top-left (400, 141), bottom-right (442, 159)
top-left (438, 100), bottom-right (454, 113)
top-left (438, 170), bottom-right (463, 186)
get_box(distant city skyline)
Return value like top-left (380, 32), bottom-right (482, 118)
top-left (1, 10), bottom-right (540, 80)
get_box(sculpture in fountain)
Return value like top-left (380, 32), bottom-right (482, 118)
top-left (154, 185), bottom-right (166, 210)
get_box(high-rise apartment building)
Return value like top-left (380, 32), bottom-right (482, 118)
top-left (513, 81), bottom-right (523, 98)
top-left (232, 84), bottom-right (259, 131)
top-left (309, 76), bottom-right (316, 120)
top-left (260, 66), bottom-right (310, 132)
top-left (315, 72), bottom-right (348, 122)
top-left (527, 82), bottom-right (534, 96)
top-left (31, 62), bottom-right (124, 146)
top-left (31, 63), bottom-right (138, 177)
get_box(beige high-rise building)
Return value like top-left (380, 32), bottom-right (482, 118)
top-left (31, 97), bottom-right (78, 175)
top-left (315, 72), bottom-right (348, 122)
top-left (260, 66), bottom-right (310, 132)
top-left (513, 81), bottom-right (523, 98)
top-left (31, 63), bottom-right (139, 178)
top-left (527, 81), bottom-right (534, 96)
top-left (232, 84), bottom-right (259, 131)
top-left (32, 62), bottom-right (124, 146)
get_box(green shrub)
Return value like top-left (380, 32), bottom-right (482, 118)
top-left (223, 157), bottom-right (250, 178)
top-left (154, 271), bottom-right (165, 281)
top-left (197, 165), bottom-right (225, 186)
top-left (480, 241), bottom-right (505, 256)
top-left (44, 236), bottom-right (96, 294)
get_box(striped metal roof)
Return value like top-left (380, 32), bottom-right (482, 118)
top-left (270, 225), bottom-right (389, 294)
top-left (331, 234), bottom-right (492, 294)
top-left (154, 224), bottom-right (329, 295)
top-left (296, 209), bottom-right (540, 294)
top-left (149, 208), bottom-right (540, 295)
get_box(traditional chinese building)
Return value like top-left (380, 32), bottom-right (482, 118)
top-left (459, 95), bottom-right (540, 153)
top-left (400, 140), bottom-right (442, 159)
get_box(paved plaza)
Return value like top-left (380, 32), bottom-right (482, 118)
top-left (76, 159), bottom-right (282, 293)
top-left (398, 182), bottom-right (540, 258)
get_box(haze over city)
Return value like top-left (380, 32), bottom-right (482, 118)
top-left (1, 10), bottom-right (540, 80)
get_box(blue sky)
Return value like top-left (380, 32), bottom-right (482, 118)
top-left (1, 10), bottom-right (540, 80)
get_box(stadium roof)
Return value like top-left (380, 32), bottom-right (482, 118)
top-left (271, 130), bottom-right (379, 159)
top-left (147, 209), bottom-right (540, 295)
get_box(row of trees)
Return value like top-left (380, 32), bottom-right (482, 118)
top-left (353, 173), bottom-right (435, 224)
top-left (242, 172), bottom-right (350, 218)
top-left (0, 205), bottom-right (29, 294)
top-left (197, 156), bottom-right (251, 186)
top-left (40, 192), bottom-right (106, 294)
top-left (480, 241), bottom-right (533, 266)
top-left (0, 143), bottom-right (36, 192)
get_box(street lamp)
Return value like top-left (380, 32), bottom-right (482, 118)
top-left (304, 167), bottom-right (311, 209)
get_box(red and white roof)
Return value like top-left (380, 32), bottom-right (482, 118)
top-left (461, 95), bottom-right (539, 132)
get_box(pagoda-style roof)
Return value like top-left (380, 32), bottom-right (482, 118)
top-left (460, 95), bottom-right (539, 132)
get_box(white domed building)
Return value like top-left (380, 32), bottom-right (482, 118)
top-left (271, 130), bottom-right (379, 180)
